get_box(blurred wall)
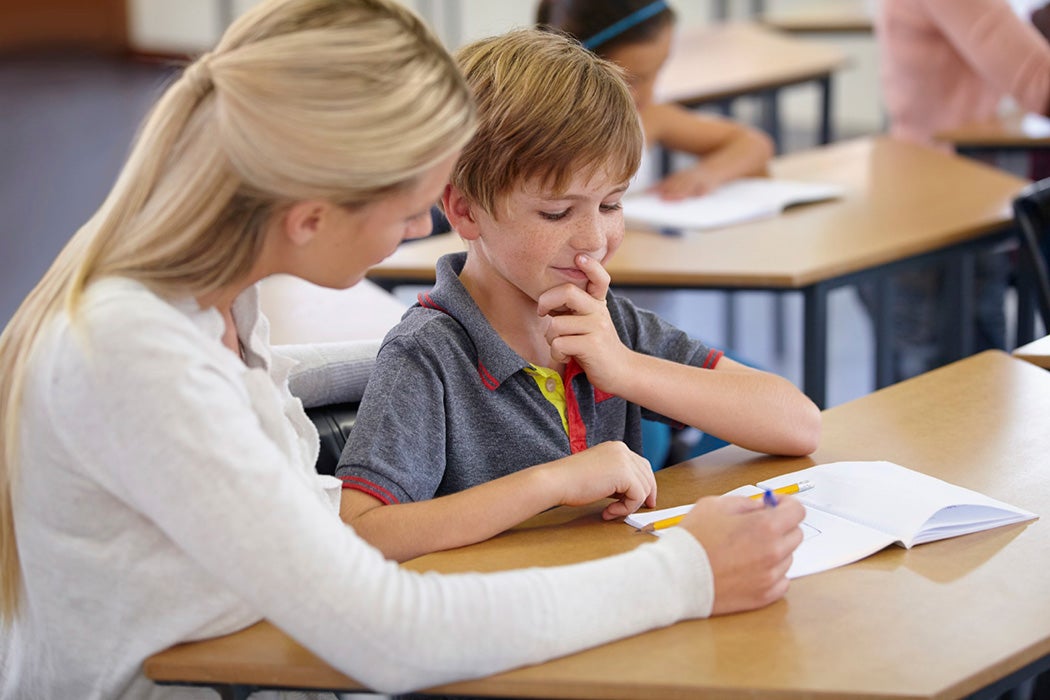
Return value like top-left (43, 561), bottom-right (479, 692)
top-left (124, 0), bottom-right (885, 137)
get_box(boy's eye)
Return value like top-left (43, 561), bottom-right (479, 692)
top-left (540, 209), bottom-right (569, 221)
top-left (600, 202), bottom-right (623, 213)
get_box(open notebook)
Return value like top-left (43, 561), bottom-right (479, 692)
top-left (623, 177), bottom-right (845, 232)
top-left (625, 461), bottom-right (1037, 578)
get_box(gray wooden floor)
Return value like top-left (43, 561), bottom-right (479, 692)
top-left (1, 50), bottom-right (875, 407)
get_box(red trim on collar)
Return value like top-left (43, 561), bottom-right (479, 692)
top-left (417, 291), bottom-right (449, 314)
top-left (339, 476), bottom-right (400, 505)
top-left (478, 362), bottom-right (500, 390)
top-left (563, 359), bottom-right (589, 453)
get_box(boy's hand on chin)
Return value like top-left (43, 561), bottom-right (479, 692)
top-left (537, 254), bottom-right (633, 391)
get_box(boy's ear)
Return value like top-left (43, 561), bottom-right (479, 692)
top-left (282, 200), bottom-right (329, 247)
top-left (442, 184), bottom-right (482, 241)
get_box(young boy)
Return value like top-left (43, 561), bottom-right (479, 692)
top-left (335, 28), bottom-right (821, 562)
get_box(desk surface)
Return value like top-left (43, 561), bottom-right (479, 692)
top-left (936, 112), bottom-right (1050, 149)
top-left (368, 136), bottom-right (1028, 291)
top-left (656, 21), bottom-right (848, 106)
top-left (760, 0), bottom-right (873, 34)
top-left (146, 350), bottom-right (1050, 699)
top-left (1013, 334), bottom-right (1050, 368)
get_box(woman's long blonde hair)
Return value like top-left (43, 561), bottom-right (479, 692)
top-left (0, 0), bottom-right (475, 621)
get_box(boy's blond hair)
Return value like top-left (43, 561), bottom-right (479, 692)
top-left (452, 28), bottom-right (642, 217)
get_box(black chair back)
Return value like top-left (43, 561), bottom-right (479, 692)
top-left (1013, 178), bottom-right (1050, 332)
top-left (305, 402), bottom-right (359, 476)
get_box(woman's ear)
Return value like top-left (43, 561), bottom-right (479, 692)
top-left (442, 184), bottom-right (481, 241)
top-left (282, 200), bottom-right (330, 247)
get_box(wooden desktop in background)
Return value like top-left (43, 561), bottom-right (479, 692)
top-left (146, 350), bottom-right (1050, 699)
top-left (760, 0), bottom-right (873, 35)
top-left (936, 112), bottom-right (1050, 152)
top-left (656, 21), bottom-right (847, 106)
top-left (657, 21), bottom-right (847, 147)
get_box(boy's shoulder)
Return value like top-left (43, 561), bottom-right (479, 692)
top-left (379, 302), bottom-right (477, 359)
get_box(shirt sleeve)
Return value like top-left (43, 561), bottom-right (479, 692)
top-left (334, 333), bottom-right (448, 504)
top-left (47, 298), bottom-right (714, 695)
top-left (922, 0), bottom-right (1050, 115)
top-left (610, 293), bottom-right (723, 370)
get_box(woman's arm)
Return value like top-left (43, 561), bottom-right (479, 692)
top-left (922, 0), bottom-right (1050, 115)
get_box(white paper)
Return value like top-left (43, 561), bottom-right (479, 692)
top-left (623, 178), bottom-right (845, 231)
top-left (624, 461), bottom-right (1036, 579)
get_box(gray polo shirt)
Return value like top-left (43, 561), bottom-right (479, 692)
top-left (336, 252), bottom-right (722, 504)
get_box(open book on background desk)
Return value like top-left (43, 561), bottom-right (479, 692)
top-left (625, 461), bottom-right (1036, 578)
top-left (623, 177), bottom-right (845, 232)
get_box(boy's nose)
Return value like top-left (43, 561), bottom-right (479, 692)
top-left (570, 219), bottom-right (608, 255)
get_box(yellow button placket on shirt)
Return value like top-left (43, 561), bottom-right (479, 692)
top-left (523, 364), bottom-right (570, 435)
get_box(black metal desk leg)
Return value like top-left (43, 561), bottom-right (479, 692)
top-left (803, 284), bottom-right (829, 409)
top-left (761, 90), bottom-right (783, 154)
top-left (873, 276), bottom-right (895, 389)
top-left (818, 75), bottom-right (834, 145)
top-left (1016, 251), bottom-right (1037, 346)
top-left (944, 251), bottom-right (976, 361)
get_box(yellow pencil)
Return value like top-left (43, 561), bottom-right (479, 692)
top-left (637, 480), bottom-right (814, 532)
top-left (747, 479), bottom-right (814, 501)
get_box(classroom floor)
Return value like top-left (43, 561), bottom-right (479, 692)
top-left (2, 50), bottom-right (875, 408)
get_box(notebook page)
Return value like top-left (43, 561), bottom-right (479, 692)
top-left (623, 178), bottom-right (844, 231)
top-left (759, 461), bottom-right (1036, 548)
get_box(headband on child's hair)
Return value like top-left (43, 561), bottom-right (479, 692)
top-left (581, 0), bottom-right (669, 50)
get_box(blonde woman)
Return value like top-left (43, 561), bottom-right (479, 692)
top-left (0, 1), bottom-right (803, 697)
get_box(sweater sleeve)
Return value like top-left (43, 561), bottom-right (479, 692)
top-left (922, 0), bottom-right (1050, 115)
top-left (279, 339), bottom-right (380, 408)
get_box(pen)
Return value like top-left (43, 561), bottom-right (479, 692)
top-left (637, 480), bottom-right (814, 532)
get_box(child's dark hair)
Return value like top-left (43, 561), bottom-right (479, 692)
top-left (536, 0), bottom-right (676, 57)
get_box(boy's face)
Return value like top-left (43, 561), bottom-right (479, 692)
top-left (467, 168), bottom-right (628, 302)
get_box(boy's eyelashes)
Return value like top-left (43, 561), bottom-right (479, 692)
top-left (537, 202), bottom-right (623, 221)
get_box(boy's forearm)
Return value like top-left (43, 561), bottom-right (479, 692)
top-left (341, 467), bottom-right (563, 562)
top-left (612, 352), bottom-right (821, 456)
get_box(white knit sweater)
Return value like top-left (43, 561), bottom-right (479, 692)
top-left (1, 277), bottom-right (713, 699)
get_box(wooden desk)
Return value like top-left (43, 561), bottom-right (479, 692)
top-left (936, 112), bottom-right (1050, 153)
top-left (368, 136), bottom-right (1028, 407)
top-left (145, 350), bottom-right (1050, 698)
top-left (657, 22), bottom-right (848, 147)
top-left (1013, 334), bottom-right (1050, 368)
top-left (760, 0), bottom-right (873, 35)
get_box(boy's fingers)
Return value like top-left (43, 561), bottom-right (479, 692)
top-left (575, 253), bottom-right (610, 302)
top-left (537, 283), bottom-right (602, 318)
